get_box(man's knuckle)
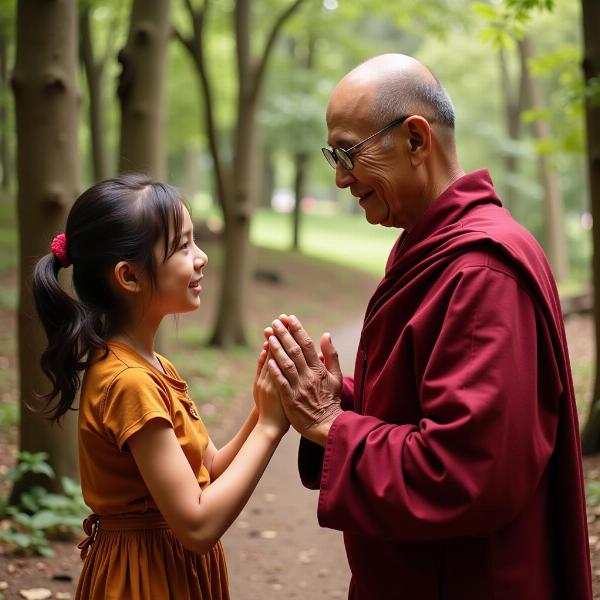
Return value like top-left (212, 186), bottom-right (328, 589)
top-left (289, 345), bottom-right (302, 360)
top-left (300, 337), bottom-right (312, 349)
top-left (283, 359), bottom-right (296, 373)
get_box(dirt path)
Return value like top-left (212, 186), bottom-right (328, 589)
top-left (221, 318), bottom-right (363, 600)
top-left (2, 314), bottom-right (599, 598)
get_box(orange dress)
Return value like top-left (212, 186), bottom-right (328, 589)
top-left (75, 341), bottom-right (229, 600)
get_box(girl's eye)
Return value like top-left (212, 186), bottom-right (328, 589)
top-left (180, 242), bottom-right (189, 250)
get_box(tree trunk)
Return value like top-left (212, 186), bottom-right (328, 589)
top-left (210, 212), bottom-right (252, 346)
top-left (11, 0), bottom-right (80, 496)
top-left (176, 0), bottom-right (306, 347)
top-left (497, 45), bottom-right (526, 214)
top-left (579, 0), bottom-right (600, 454)
top-left (80, 6), bottom-right (109, 182)
top-left (118, 0), bottom-right (170, 352)
top-left (260, 148), bottom-right (274, 208)
top-left (183, 146), bottom-right (201, 199)
top-left (117, 0), bottom-right (170, 179)
top-left (289, 32), bottom-right (313, 252)
top-left (0, 23), bottom-right (10, 191)
top-left (209, 72), bottom-right (258, 347)
top-left (292, 151), bottom-right (307, 251)
top-left (519, 36), bottom-right (569, 283)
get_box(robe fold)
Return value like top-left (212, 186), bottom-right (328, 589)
top-left (299, 170), bottom-right (592, 599)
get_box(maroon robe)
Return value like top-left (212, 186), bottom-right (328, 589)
top-left (299, 170), bottom-right (592, 599)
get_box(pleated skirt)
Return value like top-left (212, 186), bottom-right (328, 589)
top-left (76, 512), bottom-right (229, 600)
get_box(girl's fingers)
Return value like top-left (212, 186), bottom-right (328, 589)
top-left (268, 359), bottom-right (292, 399)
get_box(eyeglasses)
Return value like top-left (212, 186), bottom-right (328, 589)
top-left (321, 116), bottom-right (410, 171)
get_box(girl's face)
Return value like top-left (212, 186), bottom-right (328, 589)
top-left (150, 206), bottom-right (208, 317)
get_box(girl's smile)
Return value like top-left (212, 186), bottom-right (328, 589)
top-left (188, 276), bottom-right (203, 292)
top-left (152, 206), bottom-right (208, 316)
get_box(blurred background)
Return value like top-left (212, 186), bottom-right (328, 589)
top-left (1, 0), bottom-right (600, 597)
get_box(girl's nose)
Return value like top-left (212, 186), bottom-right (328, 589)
top-left (194, 248), bottom-right (208, 269)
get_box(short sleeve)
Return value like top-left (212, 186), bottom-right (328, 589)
top-left (102, 368), bottom-right (174, 451)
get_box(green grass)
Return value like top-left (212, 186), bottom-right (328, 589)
top-left (251, 208), bottom-right (398, 278)
top-left (0, 287), bottom-right (17, 310)
top-left (0, 198), bottom-right (18, 275)
top-left (192, 204), bottom-right (398, 278)
top-left (0, 400), bottom-right (18, 431)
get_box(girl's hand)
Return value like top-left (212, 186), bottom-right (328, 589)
top-left (253, 341), bottom-right (270, 407)
top-left (254, 348), bottom-right (289, 438)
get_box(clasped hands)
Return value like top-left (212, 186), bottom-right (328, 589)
top-left (253, 314), bottom-right (343, 447)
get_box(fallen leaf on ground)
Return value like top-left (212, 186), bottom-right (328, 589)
top-left (18, 589), bottom-right (52, 600)
top-left (260, 530), bottom-right (277, 539)
top-left (297, 548), bottom-right (316, 564)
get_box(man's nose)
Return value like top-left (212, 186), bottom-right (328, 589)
top-left (335, 163), bottom-right (356, 188)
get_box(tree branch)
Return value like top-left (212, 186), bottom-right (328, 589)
top-left (80, 7), bottom-right (95, 76)
top-left (177, 0), bottom-right (231, 212)
top-left (171, 23), bottom-right (194, 54)
top-left (253, 0), bottom-right (306, 101)
top-left (235, 0), bottom-right (251, 92)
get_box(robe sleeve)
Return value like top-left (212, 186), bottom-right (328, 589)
top-left (340, 375), bottom-right (355, 409)
top-left (317, 265), bottom-right (559, 540)
top-left (298, 375), bottom-right (355, 489)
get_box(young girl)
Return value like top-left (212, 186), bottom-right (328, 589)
top-left (32, 174), bottom-right (288, 599)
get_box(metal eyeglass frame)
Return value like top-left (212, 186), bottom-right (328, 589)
top-left (321, 115), bottom-right (410, 171)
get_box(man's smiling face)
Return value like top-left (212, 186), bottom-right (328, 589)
top-left (325, 81), bottom-right (426, 231)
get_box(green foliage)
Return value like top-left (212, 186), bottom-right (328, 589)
top-left (472, 0), bottom-right (554, 44)
top-left (0, 452), bottom-right (89, 557)
top-left (0, 287), bottom-right (17, 309)
top-left (506, 0), bottom-right (554, 12)
top-left (0, 399), bottom-right (17, 430)
top-left (585, 76), bottom-right (600, 108)
top-left (525, 43), bottom-right (586, 155)
top-left (4, 451), bottom-right (55, 482)
top-left (586, 479), bottom-right (600, 507)
top-left (0, 196), bottom-right (17, 276)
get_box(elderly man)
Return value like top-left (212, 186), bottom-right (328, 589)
top-left (265, 54), bottom-right (592, 599)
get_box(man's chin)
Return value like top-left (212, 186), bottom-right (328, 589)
top-left (362, 204), bottom-right (390, 226)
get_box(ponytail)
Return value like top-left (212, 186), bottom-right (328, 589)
top-left (31, 174), bottom-right (186, 422)
top-left (32, 253), bottom-right (107, 422)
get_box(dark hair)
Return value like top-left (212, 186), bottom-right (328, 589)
top-left (373, 72), bottom-right (456, 131)
top-left (32, 174), bottom-right (187, 422)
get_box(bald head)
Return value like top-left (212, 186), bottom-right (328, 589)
top-left (330, 54), bottom-right (455, 132)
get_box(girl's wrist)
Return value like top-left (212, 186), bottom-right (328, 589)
top-left (255, 420), bottom-right (287, 443)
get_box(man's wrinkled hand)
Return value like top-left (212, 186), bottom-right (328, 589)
top-left (265, 315), bottom-right (343, 446)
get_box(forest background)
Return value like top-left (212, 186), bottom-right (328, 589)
top-left (0, 0), bottom-right (600, 597)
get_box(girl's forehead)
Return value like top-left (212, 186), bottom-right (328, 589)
top-left (181, 205), bottom-right (193, 227)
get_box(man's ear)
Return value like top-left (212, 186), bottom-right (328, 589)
top-left (113, 261), bottom-right (143, 294)
top-left (405, 116), bottom-right (431, 165)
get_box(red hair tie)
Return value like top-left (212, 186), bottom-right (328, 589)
top-left (50, 232), bottom-right (71, 268)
